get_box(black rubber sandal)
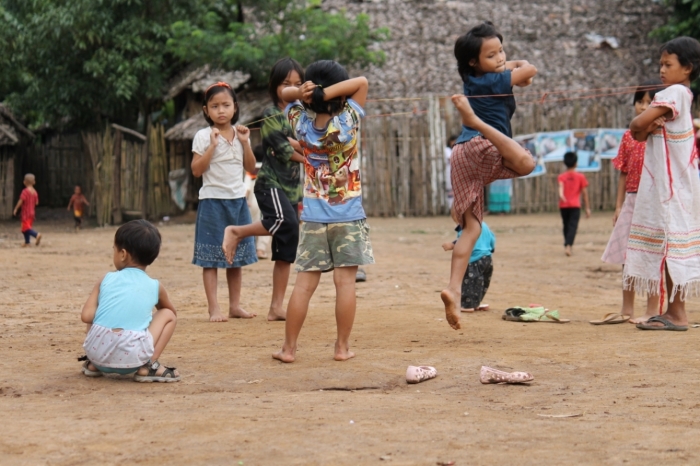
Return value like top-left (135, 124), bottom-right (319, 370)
top-left (134, 360), bottom-right (181, 383)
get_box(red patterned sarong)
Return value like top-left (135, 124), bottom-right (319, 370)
top-left (450, 136), bottom-right (521, 225)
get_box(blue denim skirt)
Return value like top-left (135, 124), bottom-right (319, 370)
top-left (193, 198), bottom-right (258, 268)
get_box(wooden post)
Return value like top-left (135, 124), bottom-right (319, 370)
top-left (141, 134), bottom-right (149, 220)
top-left (112, 129), bottom-right (123, 225)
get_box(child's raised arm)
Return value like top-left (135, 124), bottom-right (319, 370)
top-left (507, 60), bottom-right (537, 87)
top-left (191, 129), bottom-right (220, 177)
top-left (323, 77), bottom-right (369, 107)
top-left (81, 276), bottom-right (104, 324)
top-left (630, 106), bottom-right (670, 142)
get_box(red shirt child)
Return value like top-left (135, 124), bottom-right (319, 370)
top-left (13, 173), bottom-right (42, 246)
top-left (558, 170), bottom-right (589, 209)
top-left (557, 152), bottom-right (590, 255)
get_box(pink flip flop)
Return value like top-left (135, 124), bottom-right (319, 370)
top-left (406, 365), bottom-right (437, 384)
top-left (480, 366), bottom-right (533, 384)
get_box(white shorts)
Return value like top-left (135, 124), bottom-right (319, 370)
top-left (83, 324), bottom-right (154, 368)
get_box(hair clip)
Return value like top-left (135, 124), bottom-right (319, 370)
top-left (205, 81), bottom-right (232, 92)
top-left (316, 84), bottom-right (322, 89)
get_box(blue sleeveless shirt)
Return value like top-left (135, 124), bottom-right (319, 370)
top-left (92, 268), bottom-right (159, 331)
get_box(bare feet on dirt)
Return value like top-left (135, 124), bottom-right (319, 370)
top-left (272, 346), bottom-right (296, 363)
top-left (208, 308), bottom-right (228, 322)
top-left (334, 341), bottom-right (356, 361)
top-left (267, 308), bottom-right (286, 321)
top-left (229, 307), bottom-right (256, 319)
top-left (441, 289), bottom-right (461, 330)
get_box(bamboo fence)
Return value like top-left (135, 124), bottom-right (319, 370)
top-left (360, 97), bottom-right (640, 217)
top-left (0, 148), bottom-right (14, 219)
top-left (80, 124), bottom-right (172, 226)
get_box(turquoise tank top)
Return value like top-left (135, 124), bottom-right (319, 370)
top-left (92, 268), bottom-right (159, 331)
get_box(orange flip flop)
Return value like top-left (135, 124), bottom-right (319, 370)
top-left (589, 313), bottom-right (630, 325)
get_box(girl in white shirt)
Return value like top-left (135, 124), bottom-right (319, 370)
top-left (191, 82), bottom-right (258, 322)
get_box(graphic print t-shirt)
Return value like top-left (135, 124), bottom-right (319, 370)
top-left (286, 99), bottom-right (366, 223)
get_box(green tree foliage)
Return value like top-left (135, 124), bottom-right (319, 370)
top-left (0, 0), bottom-right (237, 129)
top-left (654, 0), bottom-right (700, 40)
top-left (167, 0), bottom-right (389, 87)
top-left (0, 0), bottom-right (386, 130)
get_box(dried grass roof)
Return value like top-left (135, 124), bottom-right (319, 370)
top-left (165, 90), bottom-right (270, 141)
top-left (164, 65), bottom-right (251, 102)
top-left (0, 104), bottom-right (34, 146)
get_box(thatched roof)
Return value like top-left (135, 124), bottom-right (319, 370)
top-left (323, 0), bottom-right (668, 113)
top-left (164, 90), bottom-right (270, 141)
top-left (164, 65), bottom-right (251, 102)
top-left (0, 104), bottom-right (34, 146)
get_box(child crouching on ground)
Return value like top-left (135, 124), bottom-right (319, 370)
top-left (443, 222), bottom-right (495, 312)
top-left (265, 60), bottom-right (374, 363)
top-left (80, 220), bottom-right (180, 382)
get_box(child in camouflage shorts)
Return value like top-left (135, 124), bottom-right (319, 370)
top-left (272, 60), bottom-right (374, 363)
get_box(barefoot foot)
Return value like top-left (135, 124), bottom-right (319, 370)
top-left (565, 245), bottom-right (572, 256)
top-left (229, 307), bottom-right (256, 319)
top-left (451, 94), bottom-right (480, 128)
top-left (441, 289), bottom-right (461, 330)
top-left (35, 233), bottom-right (42, 246)
top-left (272, 346), bottom-right (296, 363)
top-left (334, 341), bottom-right (356, 361)
top-left (208, 309), bottom-right (228, 322)
top-left (267, 308), bottom-right (286, 321)
top-left (222, 226), bottom-right (242, 264)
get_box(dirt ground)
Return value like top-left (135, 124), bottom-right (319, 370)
top-left (2, 209), bottom-right (700, 465)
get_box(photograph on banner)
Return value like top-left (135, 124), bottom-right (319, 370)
top-left (598, 129), bottom-right (626, 159)
top-left (515, 133), bottom-right (545, 179)
top-left (537, 130), bottom-right (574, 163)
top-left (572, 129), bottom-right (600, 172)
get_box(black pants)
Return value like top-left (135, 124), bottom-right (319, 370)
top-left (461, 255), bottom-right (493, 309)
top-left (560, 207), bottom-right (581, 247)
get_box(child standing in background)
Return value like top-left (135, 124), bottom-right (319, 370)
top-left (558, 152), bottom-right (591, 256)
top-left (627, 36), bottom-right (700, 331)
top-left (442, 21), bottom-right (536, 330)
top-left (67, 185), bottom-right (90, 231)
top-left (222, 58), bottom-right (306, 322)
top-left (442, 222), bottom-right (495, 312)
top-left (600, 82), bottom-right (661, 324)
top-left (13, 173), bottom-right (42, 247)
top-left (191, 82), bottom-right (258, 322)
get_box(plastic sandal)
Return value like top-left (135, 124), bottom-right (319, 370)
top-left (406, 365), bottom-right (437, 384)
top-left (78, 356), bottom-right (103, 378)
top-left (134, 360), bottom-right (181, 383)
top-left (589, 313), bottom-right (630, 325)
top-left (480, 366), bottom-right (533, 384)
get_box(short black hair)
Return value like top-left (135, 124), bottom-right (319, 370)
top-left (304, 60), bottom-right (350, 115)
top-left (114, 219), bottom-right (161, 266)
top-left (660, 36), bottom-right (700, 82)
top-left (454, 21), bottom-right (503, 81)
top-left (563, 151), bottom-right (578, 168)
top-left (202, 84), bottom-right (239, 125)
top-left (633, 79), bottom-right (663, 105)
top-left (252, 143), bottom-right (265, 163)
top-left (268, 57), bottom-right (305, 107)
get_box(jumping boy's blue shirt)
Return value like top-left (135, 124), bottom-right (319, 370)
top-left (456, 70), bottom-right (515, 144)
top-left (456, 222), bottom-right (496, 263)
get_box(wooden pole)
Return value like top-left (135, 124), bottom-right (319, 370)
top-left (112, 129), bottom-right (123, 224)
